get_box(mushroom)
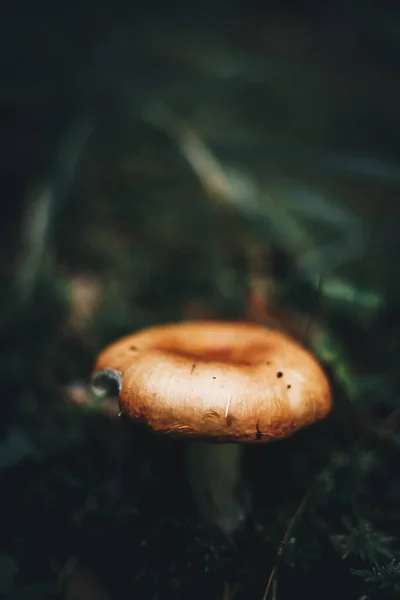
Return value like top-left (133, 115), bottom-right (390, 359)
top-left (91, 321), bottom-right (332, 534)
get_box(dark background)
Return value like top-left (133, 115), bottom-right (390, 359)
top-left (1, 1), bottom-right (400, 599)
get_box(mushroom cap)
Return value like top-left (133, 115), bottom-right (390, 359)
top-left (92, 321), bottom-right (332, 442)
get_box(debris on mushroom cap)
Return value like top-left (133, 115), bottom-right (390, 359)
top-left (92, 321), bottom-right (332, 442)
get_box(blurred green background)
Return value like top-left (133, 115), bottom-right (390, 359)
top-left (1, 1), bottom-right (400, 598)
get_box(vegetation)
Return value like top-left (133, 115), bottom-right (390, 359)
top-left (2, 2), bottom-right (400, 598)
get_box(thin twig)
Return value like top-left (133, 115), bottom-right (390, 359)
top-left (262, 487), bottom-right (314, 600)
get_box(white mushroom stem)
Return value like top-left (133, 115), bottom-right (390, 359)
top-left (186, 442), bottom-right (251, 535)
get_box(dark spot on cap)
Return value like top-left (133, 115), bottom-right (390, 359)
top-left (277, 371), bottom-right (283, 378)
top-left (190, 361), bottom-right (197, 375)
top-left (255, 421), bottom-right (262, 440)
top-left (130, 345), bottom-right (138, 351)
top-left (212, 376), bottom-right (216, 380)
top-left (287, 384), bottom-right (291, 389)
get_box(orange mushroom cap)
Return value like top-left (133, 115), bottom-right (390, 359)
top-left (92, 321), bottom-right (332, 442)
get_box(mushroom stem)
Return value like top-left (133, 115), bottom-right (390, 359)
top-left (186, 442), bottom-right (251, 534)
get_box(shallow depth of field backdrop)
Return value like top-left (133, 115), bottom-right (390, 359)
top-left (2, 1), bottom-right (400, 599)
